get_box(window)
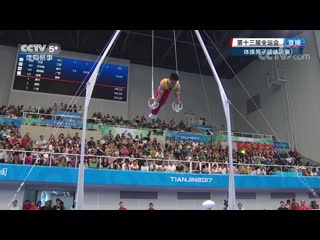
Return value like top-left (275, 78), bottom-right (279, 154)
top-left (271, 192), bottom-right (296, 199)
top-left (236, 192), bottom-right (256, 199)
top-left (177, 192), bottom-right (210, 200)
top-left (120, 191), bottom-right (158, 199)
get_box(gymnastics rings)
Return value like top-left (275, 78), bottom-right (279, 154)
top-left (172, 100), bottom-right (183, 112)
top-left (148, 98), bottom-right (159, 110)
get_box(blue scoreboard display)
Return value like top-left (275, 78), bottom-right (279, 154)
top-left (12, 52), bottom-right (129, 101)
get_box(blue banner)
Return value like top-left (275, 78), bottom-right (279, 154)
top-left (24, 118), bottom-right (100, 129)
top-left (0, 164), bottom-right (319, 189)
top-left (273, 171), bottom-right (302, 176)
top-left (53, 111), bottom-right (81, 118)
top-left (165, 131), bottom-right (212, 143)
top-left (0, 117), bottom-right (23, 128)
top-left (51, 120), bottom-right (82, 128)
top-left (193, 124), bottom-right (215, 132)
top-left (273, 141), bottom-right (290, 149)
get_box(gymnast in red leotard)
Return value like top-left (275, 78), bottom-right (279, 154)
top-left (149, 72), bottom-right (181, 119)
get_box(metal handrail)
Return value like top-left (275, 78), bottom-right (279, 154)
top-left (220, 130), bottom-right (274, 140)
top-left (21, 112), bottom-right (166, 133)
top-left (0, 149), bottom-right (318, 176)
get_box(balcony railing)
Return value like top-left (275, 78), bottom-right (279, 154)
top-left (0, 149), bottom-right (318, 177)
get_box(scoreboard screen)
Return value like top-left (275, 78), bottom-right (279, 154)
top-left (12, 52), bottom-right (129, 101)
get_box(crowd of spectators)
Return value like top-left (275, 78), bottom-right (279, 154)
top-left (3, 100), bottom-right (320, 211)
top-left (0, 103), bottom-right (80, 119)
top-left (0, 104), bottom-right (191, 132)
top-left (1, 118), bottom-right (319, 176)
top-left (9, 197), bottom-right (319, 210)
top-left (277, 199), bottom-right (319, 210)
top-left (90, 113), bottom-right (190, 132)
top-left (9, 198), bottom-right (66, 210)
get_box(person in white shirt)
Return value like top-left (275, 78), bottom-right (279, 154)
top-left (36, 135), bottom-right (47, 150)
top-left (220, 165), bottom-right (227, 174)
top-left (251, 168), bottom-right (257, 175)
top-left (0, 144), bottom-right (6, 163)
top-left (311, 168), bottom-right (318, 176)
top-left (167, 162), bottom-right (176, 172)
top-left (155, 151), bottom-right (164, 159)
top-left (256, 167), bottom-right (261, 175)
top-left (149, 160), bottom-right (159, 172)
top-left (140, 161), bottom-right (149, 171)
top-left (158, 162), bottom-right (168, 172)
top-left (130, 160), bottom-right (139, 171)
top-left (122, 161), bottom-right (130, 170)
top-left (212, 164), bottom-right (219, 174)
top-left (9, 200), bottom-right (20, 210)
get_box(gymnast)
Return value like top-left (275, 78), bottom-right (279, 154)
top-left (148, 72), bottom-right (182, 119)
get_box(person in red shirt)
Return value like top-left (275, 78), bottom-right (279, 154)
top-left (149, 73), bottom-right (181, 119)
top-left (118, 201), bottom-right (128, 210)
top-left (21, 132), bottom-right (31, 147)
top-left (23, 200), bottom-right (30, 210)
top-left (27, 201), bottom-right (40, 210)
top-left (148, 202), bottom-right (155, 210)
top-left (298, 200), bottom-right (310, 210)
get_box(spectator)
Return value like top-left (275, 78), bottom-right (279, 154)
top-left (148, 202), bottom-right (155, 210)
top-left (158, 162), bottom-right (167, 172)
top-left (310, 201), bottom-right (319, 209)
top-left (53, 198), bottom-right (65, 210)
top-left (9, 200), bottom-right (20, 210)
top-left (21, 132), bottom-right (32, 147)
top-left (223, 199), bottom-right (228, 210)
top-left (87, 137), bottom-right (96, 149)
top-left (36, 200), bottom-right (42, 210)
top-left (278, 201), bottom-right (288, 210)
top-left (70, 201), bottom-right (76, 210)
top-left (176, 161), bottom-right (184, 173)
top-left (28, 201), bottom-right (40, 210)
top-left (118, 201), bottom-right (128, 210)
top-left (149, 160), bottom-right (159, 172)
top-left (238, 202), bottom-right (245, 210)
top-left (41, 200), bottom-right (53, 210)
top-left (291, 199), bottom-right (299, 210)
top-left (167, 161), bottom-right (176, 172)
top-left (141, 161), bottom-right (149, 171)
top-left (298, 200), bottom-right (310, 210)
top-left (130, 159), bottom-right (139, 171)
top-left (100, 158), bottom-right (109, 169)
top-left (23, 200), bottom-right (30, 210)
top-left (0, 144), bottom-right (5, 163)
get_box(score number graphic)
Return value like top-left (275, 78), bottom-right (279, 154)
top-left (12, 51), bottom-right (129, 101)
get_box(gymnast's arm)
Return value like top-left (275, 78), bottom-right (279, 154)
top-left (174, 85), bottom-right (181, 102)
top-left (155, 81), bottom-right (165, 103)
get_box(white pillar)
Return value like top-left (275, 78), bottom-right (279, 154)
top-left (194, 30), bottom-right (236, 210)
top-left (76, 30), bottom-right (121, 210)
